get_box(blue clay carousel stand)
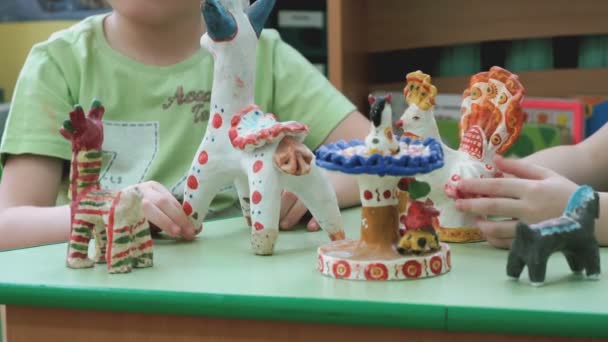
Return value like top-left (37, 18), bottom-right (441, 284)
top-left (314, 136), bottom-right (452, 281)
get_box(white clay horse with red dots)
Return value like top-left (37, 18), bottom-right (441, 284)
top-left (396, 68), bottom-right (526, 242)
top-left (182, 0), bottom-right (344, 255)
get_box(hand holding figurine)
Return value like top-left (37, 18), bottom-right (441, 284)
top-left (454, 155), bottom-right (578, 248)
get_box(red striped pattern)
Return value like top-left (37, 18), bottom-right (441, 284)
top-left (73, 219), bottom-right (94, 228)
top-left (138, 239), bottom-right (153, 250)
top-left (69, 252), bottom-right (88, 259)
top-left (112, 248), bottom-right (131, 259)
top-left (114, 226), bottom-right (131, 234)
top-left (75, 209), bottom-right (109, 215)
top-left (77, 174), bottom-right (100, 182)
top-left (77, 161), bottom-right (102, 168)
top-left (71, 235), bottom-right (89, 243)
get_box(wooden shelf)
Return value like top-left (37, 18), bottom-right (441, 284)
top-left (365, 0), bottom-right (608, 52)
top-left (370, 68), bottom-right (608, 98)
top-left (327, 0), bottom-right (608, 111)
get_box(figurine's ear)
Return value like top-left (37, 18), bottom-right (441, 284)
top-left (515, 222), bottom-right (533, 241)
top-left (246, 0), bottom-right (276, 37)
top-left (593, 192), bottom-right (600, 219)
top-left (368, 94), bottom-right (376, 106)
top-left (203, 0), bottom-right (238, 41)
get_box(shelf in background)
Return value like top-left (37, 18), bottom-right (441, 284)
top-left (365, 0), bottom-right (608, 53)
top-left (370, 68), bottom-right (608, 98)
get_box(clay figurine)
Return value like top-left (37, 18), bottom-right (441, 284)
top-left (507, 185), bottom-right (600, 286)
top-left (61, 100), bottom-right (153, 274)
top-left (396, 67), bottom-right (526, 243)
top-left (397, 198), bottom-right (441, 255)
top-left (183, 0), bottom-right (344, 255)
top-left (315, 94), bottom-right (450, 281)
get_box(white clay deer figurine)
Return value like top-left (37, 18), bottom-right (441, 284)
top-left (182, 0), bottom-right (344, 255)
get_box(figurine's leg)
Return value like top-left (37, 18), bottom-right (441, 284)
top-left (234, 175), bottom-right (252, 227)
top-left (582, 247), bottom-right (601, 280)
top-left (282, 165), bottom-right (344, 241)
top-left (527, 259), bottom-right (548, 286)
top-left (246, 155), bottom-right (281, 255)
top-left (506, 252), bottom-right (525, 279)
top-left (132, 219), bottom-right (154, 268)
top-left (183, 159), bottom-right (230, 235)
top-left (563, 250), bottom-right (584, 275)
top-left (104, 211), bottom-right (134, 274)
top-left (92, 224), bottom-right (107, 264)
top-left (66, 213), bottom-right (95, 269)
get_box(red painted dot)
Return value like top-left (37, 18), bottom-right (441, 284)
top-left (229, 129), bottom-right (238, 142)
top-left (187, 175), bottom-right (198, 189)
top-left (253, 160), bottom-right (264, 173)
top-left (252, 191), bottom-right (262, 204)
top-left (451, 174), bottom-right (461, 182)
top-left (182, 201), bottom-right (193, 216)
top-left (198, 151), bottom-right (209, 165)
top-left (485, 163), bottom-right (493, 170)
top-left (383, 190), bottom-right (392, 199)
top-left (212, 113), bottom-right (223, 129)
top-left (364, 190), bottom-right (373, 200)
top-left (254, 222), bottom-right (264, 231)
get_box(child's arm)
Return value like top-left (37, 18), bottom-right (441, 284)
top-left (0, 155), bottom-right (195, 250)
top-left (522, 123), bottom-right (608, 191)
top-left (0, 155), bottom-right (70, 250)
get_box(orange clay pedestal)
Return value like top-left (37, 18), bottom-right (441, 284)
top-left (315, 136), bottom-right (450, 281)
top-left (318, 195), bottom-right (451, 281)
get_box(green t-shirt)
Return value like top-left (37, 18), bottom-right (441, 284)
top-left (0, 14), bottom-right (356, 216)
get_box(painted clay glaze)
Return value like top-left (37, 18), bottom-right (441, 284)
top-left (62, 100), bottom-right (153, 274)
top-left (183, 0), bottom-right (344, 255)
top-left (315, 94), bottom-right (450, 281)
top-left (507, 185), bottom-right (601, 286)
top-left (397, 67), bottom-right (526, 242)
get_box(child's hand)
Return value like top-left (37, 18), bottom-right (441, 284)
top-left (138, 181), bottom-right (196, 240)
top-left (454, 155), bottom-right (578, 249)
top-left (279, 190), bottom-right (319, 231)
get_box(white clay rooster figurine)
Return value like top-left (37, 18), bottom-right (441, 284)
top-left (396, 67), bottom-right (526, 242)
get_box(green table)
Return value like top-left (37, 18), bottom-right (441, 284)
top-left (0, 208), bottom-right (606, 341)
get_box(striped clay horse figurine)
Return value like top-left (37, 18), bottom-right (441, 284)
top-left (61, 100), bottom-right (153, 273)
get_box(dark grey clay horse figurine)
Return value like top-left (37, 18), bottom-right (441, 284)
top-left (507, 185), bottom-right (600, 286)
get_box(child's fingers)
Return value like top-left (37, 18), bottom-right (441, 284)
top-left (306, 217), bottom-right (320, 232)
top-left (494, 155), bottom-right (555, 180)
top-left (476, 218), bottom-right (517, 240)
top-left (279, 191), bottom-right (298, 229)
top-left (280, 199), bottom-right (308, 230)
top-left (140, 182), bottom-right (195, 239)
top-left (485, 236), bottom-right (513, 250)
top-left (457, 177), bottom-right (527, 198)
top-left (455, 197), bottom-right (525, 219)
top-left (141, 198), bottom-right (180, 237)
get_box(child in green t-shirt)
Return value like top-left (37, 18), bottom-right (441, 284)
top-left (0, 0), bottom-right (369, 250)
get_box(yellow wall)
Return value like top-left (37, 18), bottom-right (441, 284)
top-left (0, 21), bottom-right (76, 101)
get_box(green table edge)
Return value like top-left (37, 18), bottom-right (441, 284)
top-left (2, 284), bottom-right (608, 338)
top-left (0, 284), bottom-right (444, 330)
top-left (447, 305), bottom-right (608, 338)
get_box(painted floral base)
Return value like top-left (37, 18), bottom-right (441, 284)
top-left (318, 240), bottom-right (451, 281)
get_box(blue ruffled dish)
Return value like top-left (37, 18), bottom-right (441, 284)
top-left (315, 137), bottom-right (444, 177)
